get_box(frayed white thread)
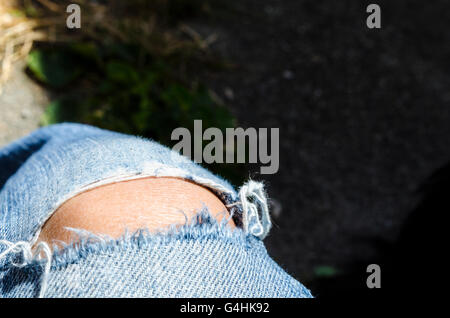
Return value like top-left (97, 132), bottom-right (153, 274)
top-left (0, 240), bottom-right (52, 298)
top-left (238, 181), bottom-right (272, 239)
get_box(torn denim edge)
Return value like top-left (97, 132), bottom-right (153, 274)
top-left (28, 165), bottom-right (244, 246)
top-left (53, 209), bottom-right (251, 269)
top-left (4, 209), bottom-right (249, 272)
top-left (1, 209), bottom-right (312, 298)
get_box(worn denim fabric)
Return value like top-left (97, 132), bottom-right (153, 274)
top-left (0, 123), bottom-right (312, 298)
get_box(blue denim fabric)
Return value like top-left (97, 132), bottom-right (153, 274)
top-left (0, 123), bottom-right (312, 298)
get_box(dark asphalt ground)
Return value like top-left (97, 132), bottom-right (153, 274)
top-left (196, 0), bottom-right (450, 288)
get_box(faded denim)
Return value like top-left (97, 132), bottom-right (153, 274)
top-left (0, 123), bottom-right (312, 298)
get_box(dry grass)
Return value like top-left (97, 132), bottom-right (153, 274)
top-left (0, 0), bottom-right (217, 93)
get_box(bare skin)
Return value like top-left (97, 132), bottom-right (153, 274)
top-left (37, 177), bottom-right (234, 247)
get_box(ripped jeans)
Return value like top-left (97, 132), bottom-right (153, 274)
top-left (0, 123), bottom-right (312, 298)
